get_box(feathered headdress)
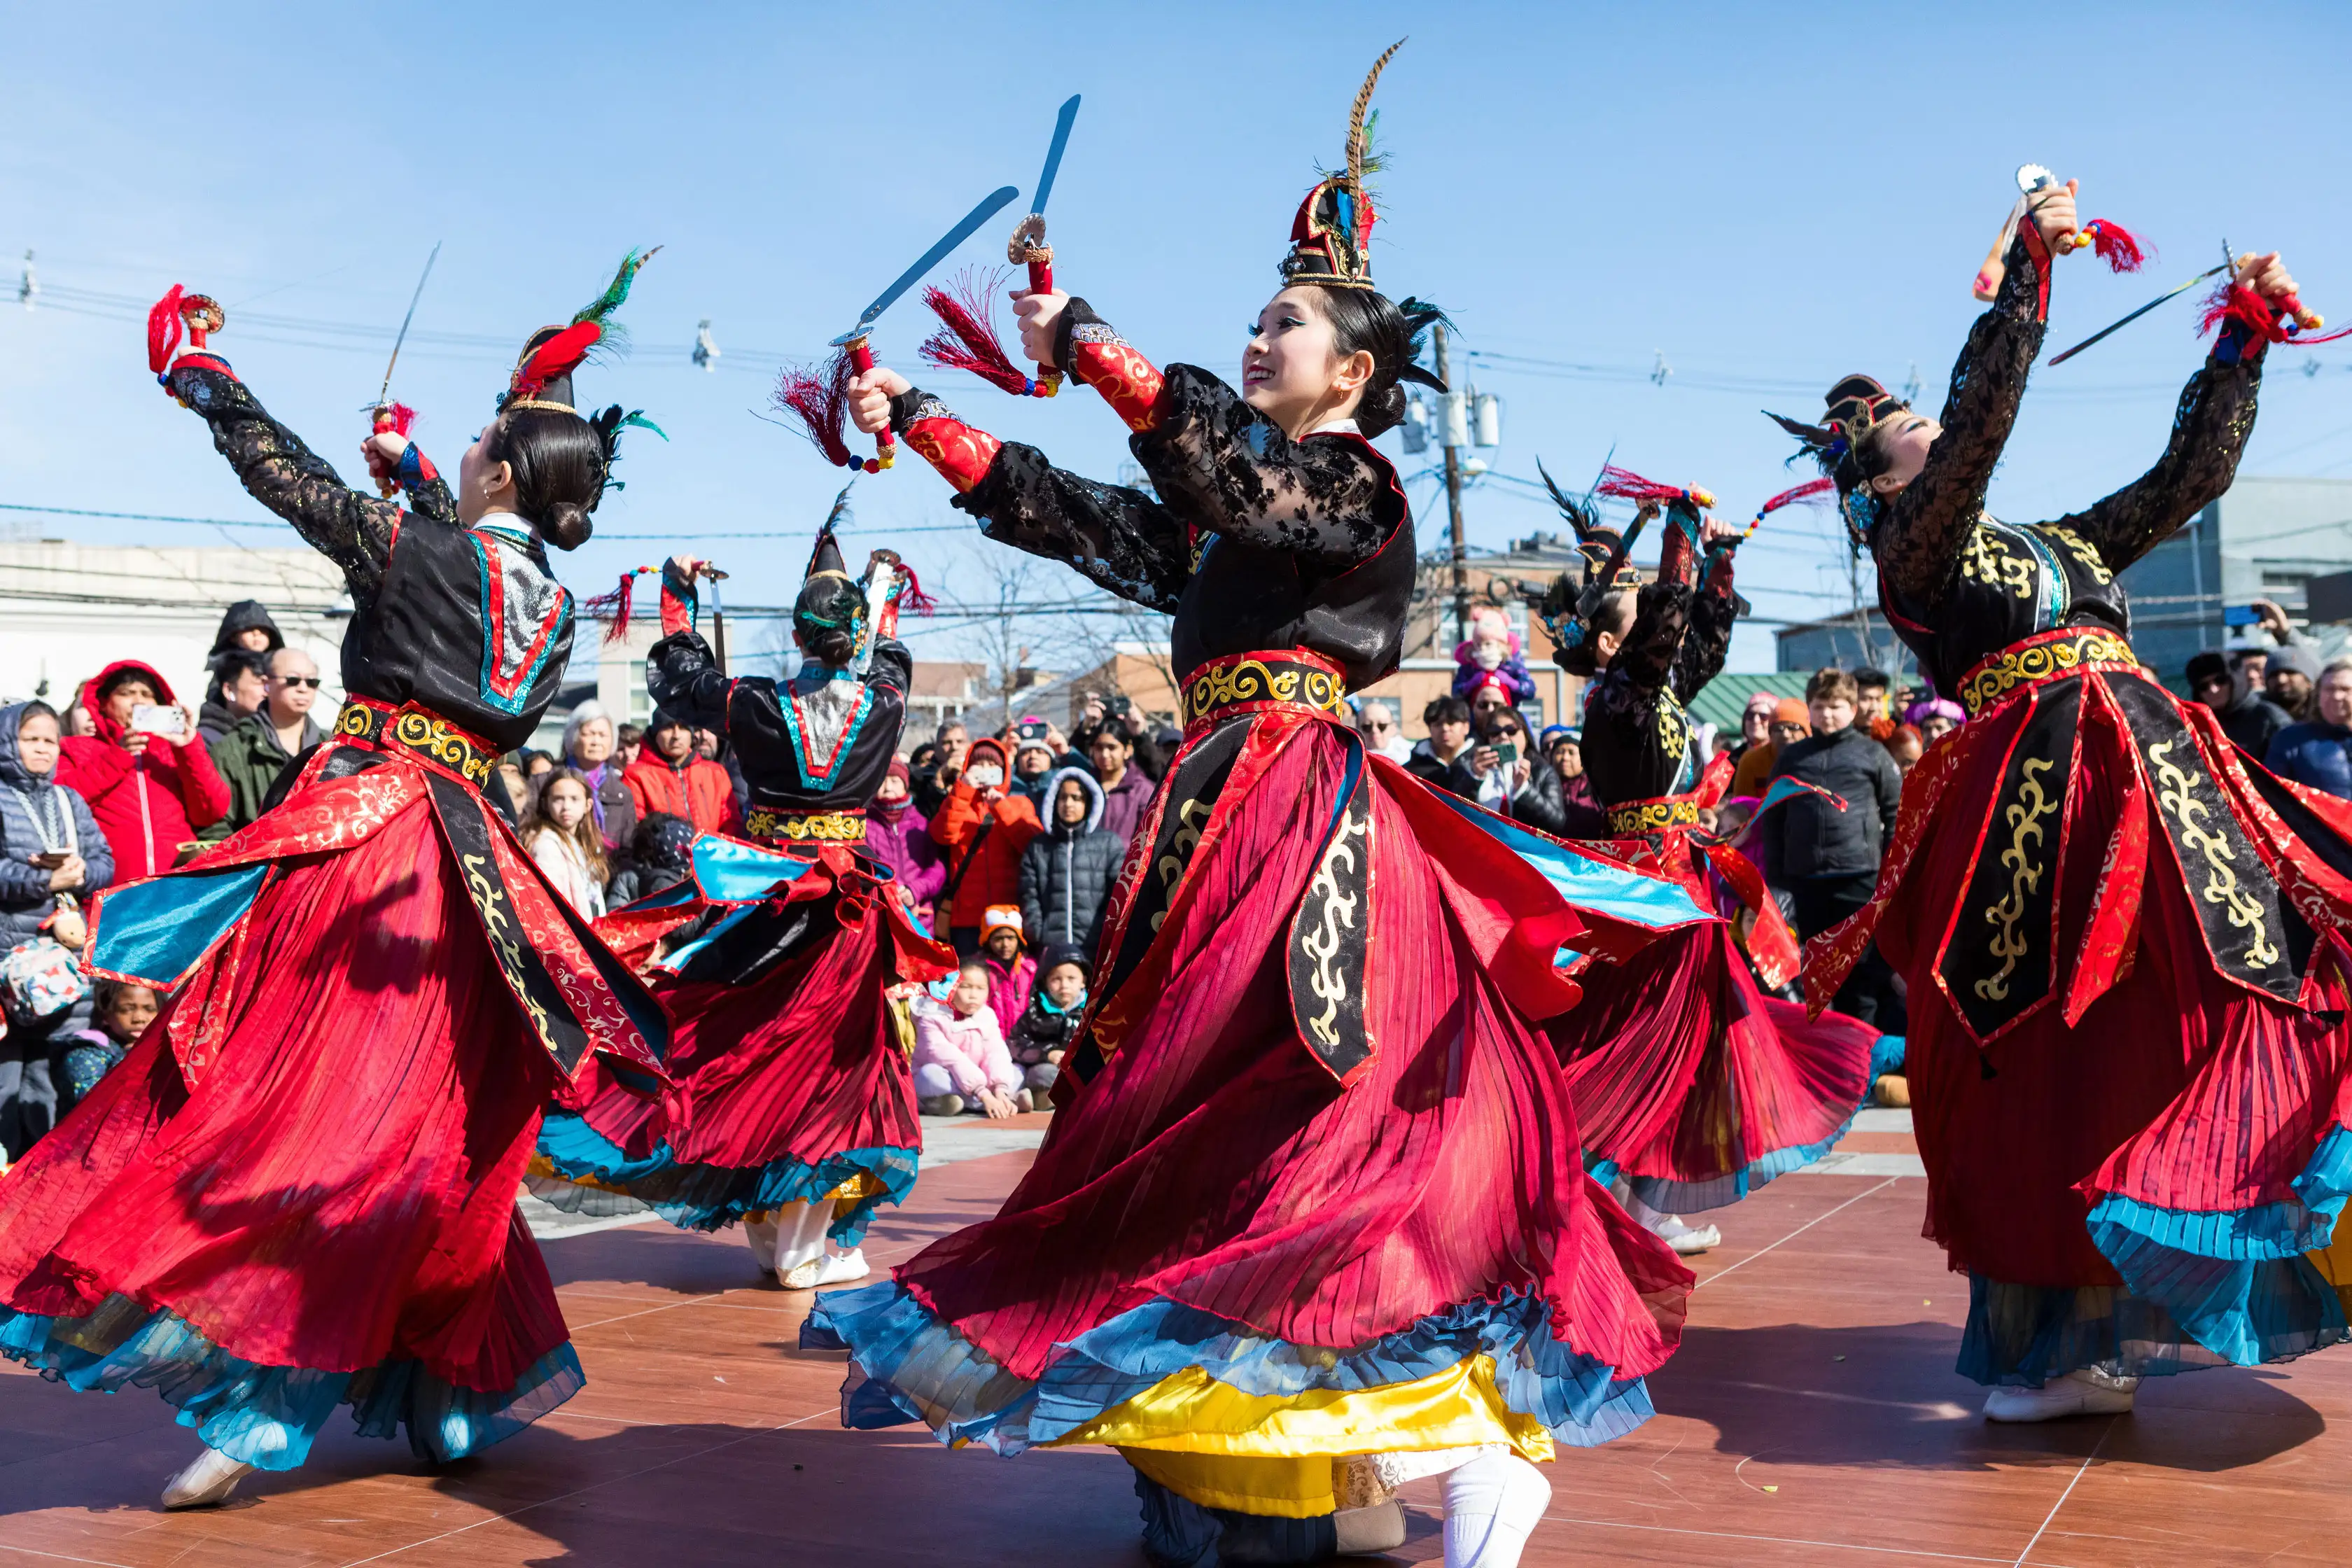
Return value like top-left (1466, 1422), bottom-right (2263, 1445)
top-left (1280, 39), bottom-right (1404, 290)
top-left (796, 482), bottom-right (867, 637)
top-left (1533, 458), bottom-right (1652, 677)
top-left (502, 246), bottom-right (661, 414)
top-left (1764, 374), bottom-right (1910, 555)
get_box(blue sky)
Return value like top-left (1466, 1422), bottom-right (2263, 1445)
top-left (4, 1), bottom-right (2347, 671)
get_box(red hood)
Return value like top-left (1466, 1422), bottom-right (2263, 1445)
top-left (78, 658), bottom-right (178, 747)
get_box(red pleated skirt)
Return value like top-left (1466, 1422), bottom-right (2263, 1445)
top-left (1552, 919), bottom-right (1875, 1211)
top-left (888, 716), bottom-right (1688, 1382)
top-left (0, 804), bottom-right (562, 1385)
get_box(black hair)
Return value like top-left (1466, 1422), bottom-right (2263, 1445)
top-left (1854, 667), bottom-right (1891, 690)
top-left (482, 405), bottom-right (609, 551)
top-left (15, 700), bottom-right (57, 732)
top-left (1422, 694), bottom-right (1471, 727)
top-left (1304, 286), bottom-right (1448, 439)
top-left (1478, 707), bottom-right (1530, 741)
top-left (211, 647), bottom-right (270, 687)
top-left (794, 575), bottom-right (862, 668)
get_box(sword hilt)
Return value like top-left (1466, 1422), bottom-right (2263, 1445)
top-left (1009, 214), bottom-right (1061, 398)
top-left (844, 336), bottom-right (894, 472)
top-left (2281, 293), bottom-right (2325, 332)
top-left (370, 406), bottom-right (400, 498)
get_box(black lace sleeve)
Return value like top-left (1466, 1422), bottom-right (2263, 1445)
top-left (951, 439), bottom-right (1192, 613)
top-left (866, 637), bottom-right (913, 699)
top-left (2045, 356), bottom-right (2262, 573)
top-left (644, 628), bottom-right (734, 729)
top-left (1874, 236), bottom-right (2048, 606)
top-left (1130, 365), bottom-right (1399, 569)
top-left (1674, 550), bottom-right (1737, 706)
top-left (1618, 579), bottom-right (1694, 697)
top-left (400, 459), bottom-right (458, 525)
top-left (167, 365), bottom-right (401, 602)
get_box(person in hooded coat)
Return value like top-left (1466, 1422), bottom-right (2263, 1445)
top-left (1018, 765), bottom-right (1118, 953)
top-left (866, 758), bottom-right (948, 923)
top-left (197, 601), bottom-right (284, 743)
top-left (0, 699), bottom-right (113, 1159)
top-left (57, 660), bottom-right (230, 880)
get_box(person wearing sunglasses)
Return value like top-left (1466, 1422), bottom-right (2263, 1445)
top-left (206, 645), bottom-right (328, 839)
top-left (1353, 696), bottom-right (1411, 762)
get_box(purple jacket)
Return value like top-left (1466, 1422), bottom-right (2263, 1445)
top-left (868, 798), bottom-right (948, 910)
top-left (1096, 764), bottom-right (1158, 851)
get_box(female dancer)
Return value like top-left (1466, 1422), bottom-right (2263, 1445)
top-left (0, 260), bottom-right (672, 1506)
top-left (534, 516), bottom-right (954, 1289)
top-left (1534, 479), bottom-right (1877, 1254)
top-left (805, 47), bottom-right (1711, 1568)
top-left (1774, 181), bottom-right (2352, 1418)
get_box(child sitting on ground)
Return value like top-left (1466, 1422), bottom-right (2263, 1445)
top-left (1008, 944), bottom-right (1086, 1105)
top-left (913, 958), bottom-right (1026, 1118)
top-left (61, 978), bottom-right (160, 1111)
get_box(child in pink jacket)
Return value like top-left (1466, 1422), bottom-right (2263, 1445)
top-left (913, 960), bottom-right (1026, 1117)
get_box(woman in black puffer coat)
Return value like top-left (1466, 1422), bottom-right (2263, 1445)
top-left (1018, 766), bottom-right (1120, 952)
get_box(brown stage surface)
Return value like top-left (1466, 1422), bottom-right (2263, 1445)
top-left (2, 1112), bottom-right (2348, 1567)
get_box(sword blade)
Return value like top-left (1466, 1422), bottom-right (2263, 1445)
top-left (1031, 95), bottom-right (1081, 216)
top-left (843, 186), bottom-right (1021, 340)
top-left (2048, 262), bottom-right (2229, 366)
top-left (374, 241), bottom-right (442, 406)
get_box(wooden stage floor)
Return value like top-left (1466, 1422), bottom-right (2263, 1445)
top-left (2, 1112), bottom-right (2348, 1567)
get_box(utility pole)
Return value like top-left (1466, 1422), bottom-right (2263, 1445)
top-left (1433, 323), bottom-right (1469, 652)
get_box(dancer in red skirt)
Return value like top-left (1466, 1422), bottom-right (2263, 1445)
top-left (803, 46), bottom-right (1714, 1568)
top-left (0, 260), bottom-right (671, 1507)
top-left (1532, 476), bottom-right (1877, 1255)
top-left (533, 512), bottom-right (954, 1289)
top-left (1772, 177), bottom-right (2352, 1419)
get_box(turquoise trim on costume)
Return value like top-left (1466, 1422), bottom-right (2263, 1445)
top-left (535, 1109), bottom-right (916, 1244)
top-left (1869, 1033), bottom-right (1907, 1081)
top-left (92, 863), bottom-right (268, 987)
top-left (1434, 793), bottom-right (1711, 930)
top-left (465, 531), bottom-right (573, 718)
top-left (691, 834), bottom-right (823, 902)
top-left (0, 1296), bottom-right (581, 1471)
top-left (804, 1282), bottom-right (1656, 1457)
top-left (1956, 1271), bottom-right (2347, 1387)
top-left (2290, 1123), bottom-right (2352, 1219)
top-left (1623, 1100), bottom-right (1862, 1216)
top-left (778, 679), bottom-right (876, 788)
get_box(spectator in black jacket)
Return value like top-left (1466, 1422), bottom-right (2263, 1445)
top-left (1471, 706), bottom-right (1568, 834)
top-left (1763, 668), bottom-right (1905, 1027)
top-left (1405, 694), bottom-right (1480, 799)
top-left (1018, 768), bottom-right (1120, 951)
top-left (2188, 650), bottom-right (2290, 759)
top-left (1009, 942), bottom-right (1088, 1102)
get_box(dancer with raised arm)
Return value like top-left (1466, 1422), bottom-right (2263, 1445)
top-left (803, 46), bottom-right (1713, 1568)
top-left (534, 500), bottom-right (954, 1289)
top-left (1533, 475), bottom-right (1877, 1256)
top-left (0, 260), bottom-right (671, 1508)
top-left (1772, 181), bottom-right (2352, 1420)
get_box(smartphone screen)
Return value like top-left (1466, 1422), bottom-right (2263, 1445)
top-left (129, 704), bottom-right (186, 738)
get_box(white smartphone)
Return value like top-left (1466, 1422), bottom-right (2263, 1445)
top-left (129, 704), bottom-right (187, 739)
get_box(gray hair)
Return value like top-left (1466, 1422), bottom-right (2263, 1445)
top-left (561, 700), bottom-right (615, 762)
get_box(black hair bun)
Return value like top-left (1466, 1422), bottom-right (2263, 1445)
top-left (543, 500), bottom-right (592, 551)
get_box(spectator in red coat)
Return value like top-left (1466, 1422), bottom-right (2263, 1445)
top-left (623, 708), bottom-right (734, 836)
top-left (929, 736), bottom-right (1041, 954)
top-left (57, 660), bottom-right (230, 880)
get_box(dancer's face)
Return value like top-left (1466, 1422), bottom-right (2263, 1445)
top-left (1242, 287), bottom-right (1373, 439)
top-left (1868, 412), bottom-right (1943, 497)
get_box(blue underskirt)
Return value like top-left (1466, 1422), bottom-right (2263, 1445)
top-left (535, 1108), bottom-right (915, 1245)
top-left (1956, 1269), bottom-right (2347, 1387)
top-left (0, 1294), bottom-right (580, 1470)
top-left (802, 1280), bottom-right (1656, 1458)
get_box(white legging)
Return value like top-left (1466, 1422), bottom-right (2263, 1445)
top-left (1439, 1450), bottom-right (1551, 1568)
top-left (741, 1200), bottom-right (832, 1278)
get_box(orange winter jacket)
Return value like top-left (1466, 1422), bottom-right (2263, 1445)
top-left (929, 746), bottom-right (1042, 932)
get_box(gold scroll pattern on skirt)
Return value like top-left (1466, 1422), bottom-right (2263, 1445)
top-left (1182, 657), bottom-right (1347, 729)
top-left (2146, 739), bottom-right (2281, 969)
top-left (1959, 627), bottom-right (2136, 718)
top-left (1975, 756), bottom-right (2060, 1003)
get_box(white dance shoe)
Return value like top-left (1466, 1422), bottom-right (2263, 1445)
top-left (1982, 1367), bottom-right (2138, 1422)
top-left (161, 1446), bottom-right (254, 1509)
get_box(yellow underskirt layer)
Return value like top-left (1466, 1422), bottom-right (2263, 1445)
top-left (2310, 1234), bottom-right (2352, 1319)
top-left (1047, 1353), bottom-right (1552, 1518)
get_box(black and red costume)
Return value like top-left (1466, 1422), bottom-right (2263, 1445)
top-left (535, 542), bottom-right (954, 1246)
top-left (806, 59), bottom-right (1721, 1536)
top-left (1781, 230), bottom-right (2352, 1385)
top-left (1540, 490), bottom-right (1875, 1214)
top-left (0, 267), bottom-right (671, 1471)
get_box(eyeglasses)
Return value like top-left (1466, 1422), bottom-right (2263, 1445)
top-left (274, 676), bottom-right (322, 689)
top-left (1364, 719), bottom-right (1395, 731)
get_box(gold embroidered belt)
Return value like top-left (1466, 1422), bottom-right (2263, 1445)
top-left (746, 806), bottom-right (867, 844)
top-left (335, 699), bottom-right (498, 790)
top-left (1606, 794), bottom-right (1702, 836)
top-left (1956, 626), bottom-right (2141, 718)
top-left (1180, 648), bottom-right (1350, 734)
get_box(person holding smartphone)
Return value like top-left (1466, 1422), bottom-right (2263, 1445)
top-left (1471, 706), bottom-right (1567, 835)
top-left (55, 660), bottom-right (227, 879)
